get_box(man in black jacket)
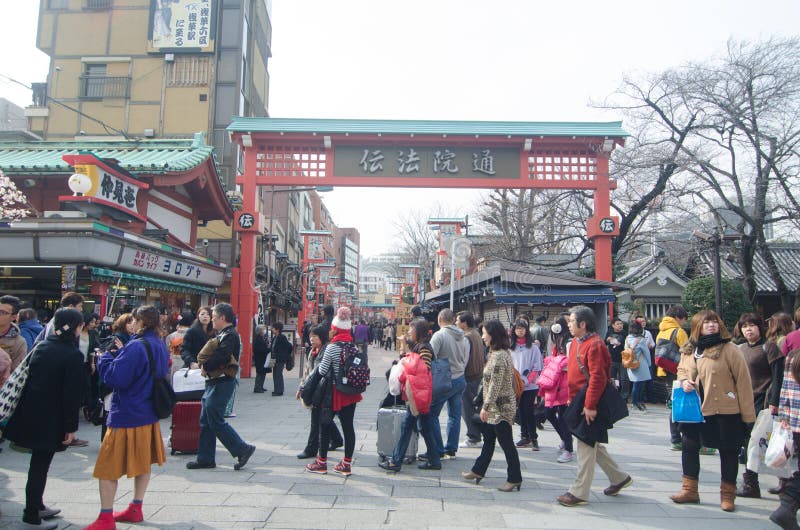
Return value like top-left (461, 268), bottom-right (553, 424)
top-left (268, 322), bottom-right (293, 396)
top-left (187, 303), bottom-right (255, 471)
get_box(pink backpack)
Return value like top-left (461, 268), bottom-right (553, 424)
top-left (536, 355), bottom-right (567, 391)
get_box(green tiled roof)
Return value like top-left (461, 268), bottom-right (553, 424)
top-left (227, 117), bottom-right (628, 138)
top-left (0, 133), bottom-right (215, 175)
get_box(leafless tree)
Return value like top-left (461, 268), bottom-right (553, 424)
top-left (391, 203), bottom-right (460, 272)
top-left (604, 37), bottom-right (800, 309)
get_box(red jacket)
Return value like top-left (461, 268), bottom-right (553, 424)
top-left (400, 349), bottom-right (433, 416)
top-left (567, 333), bottom-right (610, 410)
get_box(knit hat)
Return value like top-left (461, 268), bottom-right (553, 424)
top-left (332, 306), bottom-right (352, 330)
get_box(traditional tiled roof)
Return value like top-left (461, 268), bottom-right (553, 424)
top-left (228, 117), bottom-right (628, 138)
top-left (687, 243), bottom-right (800, 293)
top-left (617, 255), bottom-right (688, 286)
top-left (0, 133), bottom-right (215, 175)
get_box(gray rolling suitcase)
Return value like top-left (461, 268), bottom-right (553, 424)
top-left (377, 406), bottom-right (418, 464)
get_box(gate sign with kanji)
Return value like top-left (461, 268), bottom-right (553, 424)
top-left (234, 211), bottom-right (262, 233)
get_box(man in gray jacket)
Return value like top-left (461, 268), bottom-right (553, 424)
top-left (422, 309), bottom-right (469, 463)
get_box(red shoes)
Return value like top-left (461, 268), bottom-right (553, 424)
top-left (113, 503), bottom-right (144, 522)
top-left (83, 512), bottom-right (116, 530)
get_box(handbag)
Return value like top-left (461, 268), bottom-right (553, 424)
top-left (0, 349), bottom-right (34, 425)
top-left (621, 338), bottom-right (642, 369)
top-left (670, 385), bottom-right (704, 423)
top-left (766, 421), bottom-right (794, 469)
top-left (141, 339), bottom-right (177, 419)
top-left (430, 357), bottom-right (452, 400)
top-left (573, 349), bottom-right (629, 425)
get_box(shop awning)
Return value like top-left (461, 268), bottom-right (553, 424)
top-left (91, 267), bottom-right (217, 296)
top-left (493, 286), bottom-right (616, 305)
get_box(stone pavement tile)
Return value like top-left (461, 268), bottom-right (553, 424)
top-left (620, 516), bottom-right (769, 530)
top-left (266, 507), bottom-right (387, 528)
top-left (334, 495), bottom-right (443, 511)
top-left (503, 513), bottom-right (622, 529)
top-left (289, 481), bottom-right (393, 497)
top-left (187, 482), bottom-right (296, 494)
top-left (392, 484), bottom-right (490, 500)
top-left (147, 504), bottom-right (273, 523)
top-left (224, 493), bottom-right (337, 509)
top-left (388, 508), bottom-right (500, 527)
top-left (116, 490), bottom-right (231, 506)
top-left (556, 500), bottom-right (669, 517)
top-left (445, 497), bottom-right (553, 514)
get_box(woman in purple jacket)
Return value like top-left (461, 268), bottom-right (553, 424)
top-left (85, 305), bottom-right (169, 530)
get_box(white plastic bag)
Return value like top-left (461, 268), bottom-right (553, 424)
top-left (746, 409), bottom-right (773, 472)
top-left (388, 362), bottom-right (404, 396)
top-left (766, 421), bottom-right (794, 469)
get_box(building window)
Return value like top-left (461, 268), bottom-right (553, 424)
top-left (48, 0), bottom-right (69, 8)
top-left (166, 56), bottom-right (211, 87)
top-left (80, 64), bottom-right (131, 99)
top-left (84, 0), bottom-right (113, 9)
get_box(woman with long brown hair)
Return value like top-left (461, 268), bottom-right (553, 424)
top-left (670, 310), bottom-right (755, 512)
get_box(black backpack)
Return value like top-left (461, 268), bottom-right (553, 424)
top-left (336, 342), bottom-right (370, 395)
top-left (141, 339), bottom-right (177, 419)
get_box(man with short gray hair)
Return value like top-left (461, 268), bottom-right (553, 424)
top-left (422, 308), bottom-right (469, 463)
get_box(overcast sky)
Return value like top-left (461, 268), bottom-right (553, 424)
top-left (2, 1), bottom-right (799, 256)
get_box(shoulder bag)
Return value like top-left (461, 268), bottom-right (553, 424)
top-left (141, 339), bottom-right (177, 419)
top-left (0, 348), bottom-right (34, 425)
top-left (568, 348), bottom-right (629, 426)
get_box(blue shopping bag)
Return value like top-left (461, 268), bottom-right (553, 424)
top-left (430, 358), bottom-right (452, 400)
top-left (671, 386), bottom-right (704, 423)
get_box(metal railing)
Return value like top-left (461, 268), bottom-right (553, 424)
top-left (84, 0), bottom-right (112, 9)
top-left (79, 75), bottom-right (131, 99)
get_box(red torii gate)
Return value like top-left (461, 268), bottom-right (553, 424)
top-left (228, 117), bottom-right (626, 376)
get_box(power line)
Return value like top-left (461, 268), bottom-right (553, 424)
top-left (0, 73), bottom-right (131, 140)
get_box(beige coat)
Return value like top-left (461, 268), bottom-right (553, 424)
top-left (482, 349), bottom-right (517, 425)
top-left (677, 340), bottom-right (756, 423)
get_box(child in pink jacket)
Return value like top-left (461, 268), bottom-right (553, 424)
top-left (536, 316), bottom-right (573, 463)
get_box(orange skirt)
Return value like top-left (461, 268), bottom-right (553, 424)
top-left (93, 422), bottom-right (166, 480)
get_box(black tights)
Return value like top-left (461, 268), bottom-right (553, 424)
top-left (681, 432), bottom-right (738, 483)
top-left (320, 403), bottom-right (356, 460)
top-left (24, 449), bottom-right (55, 524)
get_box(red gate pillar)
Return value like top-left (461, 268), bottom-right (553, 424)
top-left (232, 148), bottom-right (261, 378)
top-left (586, 154), bottom-right (619, 316)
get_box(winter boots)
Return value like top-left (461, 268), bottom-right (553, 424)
top-left (669, 476), bottom-right (700, 504)
top-left (735, 469), bottom-right (761, 498)
top-left (770, 495), bottom-right (800, 530)
top-left (720, 481), bottom-right (736, 512)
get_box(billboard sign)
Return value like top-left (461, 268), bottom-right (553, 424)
top-left (148, 0), bottom-right (216, 53)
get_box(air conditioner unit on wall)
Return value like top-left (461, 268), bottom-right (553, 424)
top-left (44, 211), bottom-right (87, 219)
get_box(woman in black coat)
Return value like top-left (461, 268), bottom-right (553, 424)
top-left (180, 306), bottom-right (213, 368)
top-left (268, 322), bottom-right (294, 396)
top-left (4, 307), bottom-right (84, 529)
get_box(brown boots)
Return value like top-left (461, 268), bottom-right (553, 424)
top-left (720, 481), bottom-right (736, 512)
top-left (669, 476), bottom-right (700, 504)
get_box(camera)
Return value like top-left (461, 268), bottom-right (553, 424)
top-left (202, 238), bottom-right (209, 247)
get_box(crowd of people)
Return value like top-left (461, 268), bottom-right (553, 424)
top-left (3, 291), bottom-right (800, 528)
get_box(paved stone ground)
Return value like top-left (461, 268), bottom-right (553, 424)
top-left (0, 344), bottom-right (784, 529)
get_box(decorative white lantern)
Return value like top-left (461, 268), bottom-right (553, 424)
top-left (68, 173), bottom-right (92, 196)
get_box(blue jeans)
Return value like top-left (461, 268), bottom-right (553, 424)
top-left (198, 378), bottom-right (248, 464)
top-left (427, 375), bottom-right (466, 455)
top-left (392, 409), bottom-right (440, 467)
top-left (632, 380), bottom-right (646, 407)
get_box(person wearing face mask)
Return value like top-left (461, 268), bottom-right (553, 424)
top-left (180, 306), bottom-right (213, 369)
top-left (732, 313), bottom-right (784, 499)
top-left (670, 310), bottom-right (755, 512)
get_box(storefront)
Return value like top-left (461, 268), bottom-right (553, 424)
top-left (0, 135), bottom-right (233, 319)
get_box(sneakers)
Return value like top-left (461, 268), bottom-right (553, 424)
top-left (82, 512), bottom-right (115, 530)
top-left (333, 460), bottom-right (352, 476)
top-left (378, 459), bottom-right (401, 472)
top-left (531, 439), bottom-right (540, 451)
top-left (459, 438), bottom-right (482, 448)
top-left (234, 444), bottom-right (256, 470)
top-left (670, 442), bottom-right (683, 452)
top-left (556, 492), bottom-right (588, 507)
top-left (306, 459), bottom-right (328, 474)
top-left (442, 451), bottom-right (457, 460)
top-left (699, 446), bottom-right (717, 456)
top-left (557, 450), bottom-right (574, 463)
top-left (515, 437), bottom-right (532, 448)
top-left (113, 502), bottom-right (144, 522)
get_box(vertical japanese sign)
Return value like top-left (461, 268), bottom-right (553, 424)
top-left (308, 236), bottom-right (324, 260)
top-left (149, 0), bottom-right (216, 52)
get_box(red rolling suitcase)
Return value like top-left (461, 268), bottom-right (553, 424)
top-left (170, 401), bottom-right (201, 455)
